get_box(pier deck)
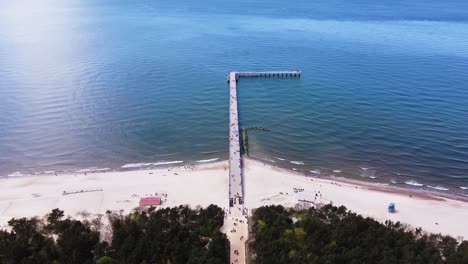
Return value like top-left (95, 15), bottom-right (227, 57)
top-left (227, 70), bottom-right (301, 216)
top-left (225, 70), bottom-right (301, 264)
top-left (228, 72), bottom-right (243, 216)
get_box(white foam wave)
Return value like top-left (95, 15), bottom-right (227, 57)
top-left (375, 183), bottom-right (389, 186)
top-left (290, 161), bottom-right (304, 165)
top-left (332, 170), bottom-right (342, 173)
top-left (404, 180), bottom-right (424, 187)
top-left (8, 171), bottom-right (24, 177)
top-left (360, 169), bottom-right (376, 178)
top-left (252, 155), bottom-right (276, 163)
top-left (274, 157), bottom-right (286, 161)
top-left (459, 186), bottom-right (468, 190)
top-left (75, 168), bottom-right (110, 173)
top-left (153, 161), bottom-right (183, 166)
top-left (427, 185), bottom-right (449, 191)
top-left (122, 161), bottom-right (183, 168)
top-left (196, 158), bottom-right (220, 163)
top-left (121, 163), bottom-right (153, 168)
top-left (310, 170), bottom-right (320, 174)
top-left (262, 157), bottom-right (276, 163)
top-left (361, 167), bottom-right (368, 170)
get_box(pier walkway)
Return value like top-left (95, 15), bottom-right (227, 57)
top-left (228, 72), bottom-right (243, 216)
top-left (225, 70), bottom-right (301, 264)
top-left (227, 70), bottom-right (301, 215)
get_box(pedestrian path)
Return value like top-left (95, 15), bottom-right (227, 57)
top-left (225, 70), bottom-right (301, 264)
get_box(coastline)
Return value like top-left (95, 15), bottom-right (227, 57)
top-left (1, 158), bottom-right (468, 239)
top-left (249, 155), bottom-right (468, 198)
top-left (247, 155), bottom-right (468, 202)
top-left (3, 156), bottom-right (466, 199)
top-left (248, 158), bottom-right (468, 203)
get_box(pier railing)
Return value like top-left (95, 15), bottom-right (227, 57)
top-left (228, 70), bottom-right (301, 81)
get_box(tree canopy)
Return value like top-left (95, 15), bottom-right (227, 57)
top-left (2, 204), bottom-right (467, 264)
top-left (250, 204), bottom-right (468, 264)
top-left (0, 205), bottom-right (228, 264)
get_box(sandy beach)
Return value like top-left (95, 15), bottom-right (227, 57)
top-left (1, 159), bottom-right (467, 240)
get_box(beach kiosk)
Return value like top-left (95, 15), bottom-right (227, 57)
top-left (139, 197), bottom-right (162, 206)
top-left (388, 203), bottom-right (396, 213)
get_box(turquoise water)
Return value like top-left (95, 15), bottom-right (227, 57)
top-left (1, 0), bottom-right (468, 194)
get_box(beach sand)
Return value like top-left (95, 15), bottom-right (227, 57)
top-left (1, 159), bottom-right (467, 240)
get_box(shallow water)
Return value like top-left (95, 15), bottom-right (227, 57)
top-left (0, 0), bottom-right (468, 194)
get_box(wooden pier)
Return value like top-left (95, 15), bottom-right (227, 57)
top-left (227, 70), bottom-right (301, 216)
top-left (225, 70), bottom-right (301, 264)
top-left (228, 71), bottom-right (243, 216)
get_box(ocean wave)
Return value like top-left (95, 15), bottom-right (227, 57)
top-left (75, 168), bottom-right (110, 173)
top-left (332, 170), bottom-right (342, 173)
top-left (360, 169), bottom-right (376, 178)
top-left (153, 161), bottom-right (183, 166)
top-left (310, 170), bottom-right (321, 174)
top-left (459, 186), bottom-right (468, 190)
top-left (260, 157), bottom-right (276, 163)
top-left (290, 161), bottom-right (304, 165)
top-left (196, 158), bottom-right (220, 163)
top-left (121, 163), bottom-right (153, 168)
top-left (361, 167), bottom-right (369, 170)
top-left (201, 151), bottom-right (221, 155)
top-left (8, 171), bottom-right (24, 177)
top-left (427, 185), bottom-right (449, 191)
top-left (122, 161), bottom-right (183, 168)
top-left (404, 180), bottom-right (424, 187)
top-left (274, 157), bottom-right (286, 161)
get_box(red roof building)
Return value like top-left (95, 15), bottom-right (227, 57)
top-left (139, 197), bottom-right (162, 206)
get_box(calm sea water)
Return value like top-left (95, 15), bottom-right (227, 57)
top-left (1, 0), bottom-right (468, 194)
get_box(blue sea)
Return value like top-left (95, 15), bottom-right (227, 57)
top-left (1, 0), bottom-right (468, 195)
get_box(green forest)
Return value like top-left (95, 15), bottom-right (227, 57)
top-left (2, 204), bottom-right (468, 264)
top-left (250, 204), bottom-right (468, 264)
top-left (0, 205), bottom-right (228, 264)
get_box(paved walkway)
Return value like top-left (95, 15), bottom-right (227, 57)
top-left (228, 72), bottom-right (244, 215)
top-left (221, 216), bottom-right (248, 264)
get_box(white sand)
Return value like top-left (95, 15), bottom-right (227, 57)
top-left (0, 162), bottom-right (230, 227)
top-left (1, 159), bottom-right (468, 240)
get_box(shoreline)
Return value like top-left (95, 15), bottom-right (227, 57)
top-left (249, 156), bottom-right (468, 198)
top-left (254, 159), bottom-right (468, 203)
top-left (1, 158), bottom-right (468, 239)
top-left (2, 157), bottom-right (467, 199)
top-left (2, 157), bottom-right (467, 203)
